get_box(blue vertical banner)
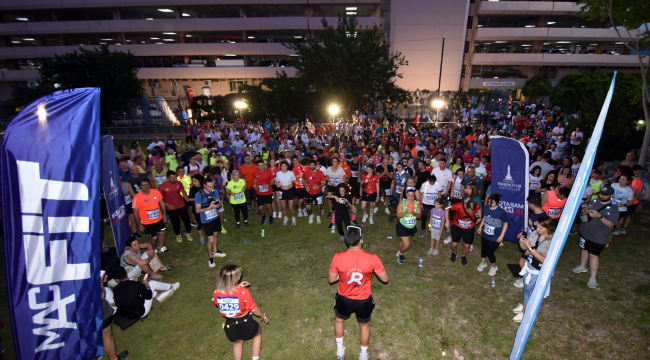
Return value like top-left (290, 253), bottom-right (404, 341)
top-left (100, 135), bottom-right (130, 252)
top-left (490, 136), bottom-right (529, 243)
top-left (0, 88), bottom-right (103, 360)
top-left (510, 73), bottom-right (617, 359)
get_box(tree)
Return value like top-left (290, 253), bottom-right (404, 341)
top-left (578, 0), bottom-right (650, 164)
top-left (239, 72), bottom-right (310, 122)
top-left (522, 75), bottom-right (553, 101)
top-left (550, 72), bottom-right (644, 159)
top-left (4, 45), bottom-right (143, 125)
top-left (284, 16), bottom-right (411, 115)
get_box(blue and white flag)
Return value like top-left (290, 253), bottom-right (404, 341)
top-left (1, 88), bottom-right (103, 360)
top-left (490, 136), bottom-right (529, 242)
top-left (100, 135), bottom-right (130, 253)
top-left (510, 73), bottom-right (617, 359)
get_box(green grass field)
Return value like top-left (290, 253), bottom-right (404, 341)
top-left (0, 139), bottom-right (649, 360)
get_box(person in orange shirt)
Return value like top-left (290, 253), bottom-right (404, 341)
top-left (132, 178), bottom-right (169, 253)
top-left (239, 154), bottom-right (258, 210)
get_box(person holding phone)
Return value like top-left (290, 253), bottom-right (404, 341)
top-left (195, 177), bottom-right (226, 268)
top-left (213, 265), bottom-right (269, 360)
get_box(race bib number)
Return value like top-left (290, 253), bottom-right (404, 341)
top-left (458, 219), bottom-right (472, 228)
top-left (404, 216), bottom-right (417, 227)
top-left (316, 196), bottom-right (323, 205)
top-left (385, 188), bottom-right (391, 195)
top-left (233, 192), bottom-right (244, 201)
top-left (453, 189), bottom-right (461, 197)
top-left (579, 236), bottom-right (586, 249)
top-left (351, 171), bottom-right (359, 177)
top-left (431, 218), bottom-right (442, 228)
top-left (278, 191), bottom-right (283, 200)
top-left (259, 184), bottom-right (269, 192)
top-left (484, 224), bottom-right (496, 236)
top-left (124, 194), bottom-right (132, 205)
top-left (530, 182), bottom-right (538, 190)
top-left (424, 193), bottom-right (436, 203)
top-left (547, 208), bottom-right (562, 217)
top-left (331, 178), bottom-right (340, 185)
top-left (146, 209), bottom-right (160, 220)
top-left (205, 208), bottom-right (218, 221)
top-left (216, 296), bottom-right (241, 318)
top-left (155, 176), bottom-right (166, 185)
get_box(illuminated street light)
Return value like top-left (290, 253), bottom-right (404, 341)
top-left (329, 104), bottom-right (340, 123)
top-left (235, 101), bottom-right (246, 119)
top-left (432, 100), bottom-right (444, 122)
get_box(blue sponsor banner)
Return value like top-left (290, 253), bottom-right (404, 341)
top-left (100, 135), bottom-right (130, 253)
top-left (0, 88), bottom-right (103, 359)
top-left (490, 136), bottom-right (529, 243)
top-left (510, 73), bottom-right (617, 360)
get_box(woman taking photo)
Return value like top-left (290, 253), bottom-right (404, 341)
top-left (395, 188), bottom-right (422, 265)
top-left (535, 170), bottom-right (559, 195)
top-left (213, 265), bottom-right (269, 360)
top-left (476, 194), bottom-right (509, 276)
top-left (225, 170), bottom-right (249, 228)
top-left (275, 161), bottom-right (298, 226)
top-left (513, 215), bottom-right (556, 322)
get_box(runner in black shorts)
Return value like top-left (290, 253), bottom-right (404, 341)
top-left (376, 156), bottom-right (394, 215)
top-left (445, 200), bottom-right (481, 266)
top-left (329, 226), bottom-right (389, 360)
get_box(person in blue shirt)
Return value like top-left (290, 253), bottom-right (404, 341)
top-left (194, 177), bottom-right (227, 268)
top-left (476, 193), bottom-right (509, 276)
top-left (266, 135), bottom-right (278, 152)
top-left (264, 118), bottom-right (273, 131)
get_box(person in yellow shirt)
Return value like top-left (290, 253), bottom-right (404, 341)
top-left (197, 142), bottom-right (209, 164)
top-left (165, 149), bottom-right (179, 172)
top-left (225, 170), bottom-right (249, 228)
top-left (176, 166), bottom-right (192, 194)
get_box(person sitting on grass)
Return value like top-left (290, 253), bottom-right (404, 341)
top-left (213, 265), bottom-right (269, 360)
top-left (120, 237), bottom-right (172, 281)
top-left (113, 267), bottom-right (179, 320)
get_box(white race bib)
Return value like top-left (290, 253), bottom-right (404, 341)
top-left (351, 171), bottom-right (359, 177)
top-left (233, 192), bottom-right (244, 201)
top-left (404, 217), bottom-right (417, 226)
top-left (216, 296), bottom-right (241, 318)
top-left (424, 193), bottom-right (436, 203)
top-left (453, 189), bottom-right (461, 197)
top-left (484, 224), bottom-right (495, 236)
top-left (155, 176), bottom-right (166, 185)
top-left (146, 209), bottom-right (160, 220)
top-left (431, 218), bottom-right (442, 228)
top-left (579, 235), bottom-right (586, 249)
top-left (385, 188), bottom-right (391, 195)
top-left (278, 191), bottom-right (283, 199)
top-left (259, 184), bottom-right (269, 192)
top-left (316, 196), bottom-right (323, 205)
top-left (205, 208), bottom-right (218, 221)
top-left (530, 182), bottom-right (539, 190)
top-left (331, 177), bottom-right (340, 185)
top-left (458, 219), bottom-right (472, 228)
top-left (547, 208), bottom-right (562, 217)
top-left (124, 195), bottom-right (132, 205)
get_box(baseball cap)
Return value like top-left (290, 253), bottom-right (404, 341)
top-left (600, 185), bottom-right (614, 196)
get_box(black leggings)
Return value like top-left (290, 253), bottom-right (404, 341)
top-left (335, 210), bottom-right (351, 236)
top-left (421, 203), bottom-right (434, 229)
top-left (231, 203), bottom-right (249, 222)
top-left (481, 236), bottom-right (500, 264)
top-left (168, 208), bottom-right (192, 235)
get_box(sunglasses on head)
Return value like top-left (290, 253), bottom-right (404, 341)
top-left (347, 225), bottom-right (364, 238)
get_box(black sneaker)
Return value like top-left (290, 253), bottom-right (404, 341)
top-left (450, 253), bottom-right (457, 263)
top-left (327, 211), bottom-right (333, 218)
top-left (117, 350), bottom-right (129, 360)
top-left (236, 222), bottom-right (241, 229)
top-left (351, 220), bottom-right (359, 226)
top-left (261, 216), bottom-right (267, 225)
top-left (244, 220), bottom-right (249, 227)
top-left (461, 257), bottom-right (468, 267)
top-left (397, 254), bottom-right (406, 264)
top-left (269, 216), bottom-right (274, 225)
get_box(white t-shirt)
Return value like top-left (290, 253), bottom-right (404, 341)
top-left (247, 133), bottom-right (260, 143)
top-left (571, 162), bottom-right (581, 177)
top-left (556, 141), bottom-right (568, 154)
top-left (451, 176), bottom-right (464, 198)
top-left (147, 141), bottom-right (165, 151)
top-left (529, 175), bottom-right (542, 191)
top-left (611, 183), bottom-right (634, 212)
top-left (325, 167), bottom-right (346, 186)
top-left (570, 131), bottom-right (583, 146)
top-left (467, 164), bottom-right (487, 179)
top-left (420, 181), bottom-right (444, 205)
top-left (232, 139), bottom-right (245, 153)
top-left (229, 131), bottom-right (239, 142)
top-left (275, 170), bottom-right (297, 187)
top-left (432, 167), bottom-right (453, 193)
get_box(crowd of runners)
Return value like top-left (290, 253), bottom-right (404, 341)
top-left (104, 102), bottom-right (646, 360)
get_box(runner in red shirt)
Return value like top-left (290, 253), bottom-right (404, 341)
top-left (360, 166), bottom-right (379, 225)
top-left (292, 156), bottom-right (307, 217)
top-left (253, 160), bottom-right (275, 225)
top-left (304, 159), bottom-right (326, 224)
top-left (328, 226), bottom-right (388, 360)
top-left (184, 125), bottom-right (193, 145)
top-left (445, 201), bottom-right (480, 265)
top-left (213, 265), bottom-right (269, 360)
top-left (158, 170), bottom-right (193, 243)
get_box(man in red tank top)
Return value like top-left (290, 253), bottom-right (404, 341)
top-left (328, 226), bottom-right (389, 360)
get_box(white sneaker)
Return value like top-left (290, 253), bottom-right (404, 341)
top-left (157, 288), bottom-right (174, 302)
top-left (618, 227), bottom-right (627, 235)
top-left (470, 245), bottom-right (474, 252)
top-left (369, 215), bottom-right (374, 225)
top-left (273, 212), bottom-right (277, 219)
top-left (356, 199), bottom-right (360, 204)
top-left (213, 250), bottom-right (226, 258)
top-left (612, 229), bottom-right (620, 235)
top-left (513, 312), bottom-right (523, 322)
top-left (443, 236), bottom-right (452, 244)
top-left (477, 263), bottom-right (488, 272)
top-left (572, 265), bottom-right (588, 274)
top-left (316, 216), bottom-right (321, 224)
top-left (297, 209), bottom-right (303, 217)
top-left (292, 217), bottom-right (296, 226)
top-left (514, 278), bottom-right (524, 288)
top-left (374, 207), bottom-right (378, 214)
top-left (362, 213), bottom-right (368, 223)
top-left (303, 209), bottom-right (309, 217)
top-left (331, 226), bottom-right (335, 234)
top-left (488, 266), bottom-right (499, 276)
top-left (427, 248), bottom-right (434, 255)
top-left (359, 351), bottom-right (369, 360)
top-left (309, 214), bottom-right (314, 224)
top-left (283, 217), bottom-right (288, 226)
top-left (432, 249), bottom-right (439, 256)
top-left (172, 282), bottom-right (180, 291)
top-left (384, 208), bottom-right (390, 215)
top-left (337, 346), bottom-right (345, 360)
top-left (513, 303), bottom-right (523, 314)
